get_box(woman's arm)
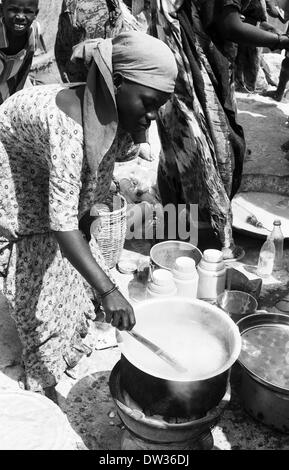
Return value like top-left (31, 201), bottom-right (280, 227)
top-left (53, 229), bottom-right (136, 330)
top-left (216, 6), bottom-right (289, 49)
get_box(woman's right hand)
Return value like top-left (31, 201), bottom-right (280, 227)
top-left (101, 289), bottom-right (136, 331)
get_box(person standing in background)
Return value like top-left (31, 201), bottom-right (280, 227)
top-left (235, 0), bottom-right (280, 93)
top-left (263, 0), bottom-right (289, 101)
top-left (143, 0), bottom-right (289, 259)
top-left (0, 0), bottom-right (44, 104)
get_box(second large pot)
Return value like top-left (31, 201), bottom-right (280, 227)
top-left (118, 298), bottom-right (241, 418)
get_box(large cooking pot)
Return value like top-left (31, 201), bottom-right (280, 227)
top-left (117, 297), bottom-right (241, 418)
top-left (237, 312), bottom-right (289, 433)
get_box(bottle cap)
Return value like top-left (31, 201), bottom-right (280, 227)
top-left (273, 219), bottom-right (281, 226)
top-left (173, 256), bottom-right (196, 273)
top-left (152, 269), bottom-right (174, 286)
top-left (203, 249), bottom-right (224, 263)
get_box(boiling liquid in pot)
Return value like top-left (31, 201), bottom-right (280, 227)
top-left (240, 325), bottom-right (289, 389)
top-left (128, 321), bottom-right (229, 380)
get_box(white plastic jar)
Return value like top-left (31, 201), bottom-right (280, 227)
top-left (146, 268), bottom-right (177, 298)
top-left (172, 256), bottom-right (199, 298)
top-left (197, 249), bottom-right (227, 301)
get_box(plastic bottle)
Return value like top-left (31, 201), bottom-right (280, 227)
top-left (256, 236), bottom-right (276, 278)
top-left (270, 219), bottom-right (284, 270)
top-left (172, 257), bottom-right (199, 298)
top-left (197, 249), bottom-right (227, 301)
top-left (146, 269), bottom-right (177, 298)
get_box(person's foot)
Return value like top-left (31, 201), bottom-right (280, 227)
top-left (262, 89), bottom-right (284, 101)
top-left (235, 82), bottom-right (255, 94)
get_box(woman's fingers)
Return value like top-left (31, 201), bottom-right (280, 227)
top-left (102, 293), bottom-right (136, 330)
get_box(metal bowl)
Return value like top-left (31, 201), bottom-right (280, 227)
top-left (150, 241), bottom-right (202, 272)
top-left (236, 312), bottom-right (289, 433)
top-left (217, 290), bottom-right (258, 324)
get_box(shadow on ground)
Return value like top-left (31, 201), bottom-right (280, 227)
top-left (60, 370), bottom-right (123, 450)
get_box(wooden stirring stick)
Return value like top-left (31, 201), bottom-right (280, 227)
top-left (127, 329), bottom-right (188, 374)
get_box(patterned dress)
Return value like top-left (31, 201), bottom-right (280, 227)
top-left (0, 84), bottom-right (119, 392)
top-left (149, 0), bottom-right (247, 252)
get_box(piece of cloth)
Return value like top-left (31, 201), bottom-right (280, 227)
top-left (0, 17), bottom-right (42, 104)
top-left (0, 84), bottom-right (126, 391)
top-left (71, 31), bottom-right (177, 175)
top-left (150, 0), bottom-right (246, 251)
top-left (55, 0), bottom-right (141, 83)
top-left (112, 30), bottom-right (178, 92)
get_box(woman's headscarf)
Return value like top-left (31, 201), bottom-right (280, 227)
top-left (71, 31), bottom-right (178, 175)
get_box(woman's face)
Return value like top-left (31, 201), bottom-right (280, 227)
top-left (115, 77), bottom-right (171, 143)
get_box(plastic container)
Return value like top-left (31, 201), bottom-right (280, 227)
top-left (146, 268), bottom-right (177, 298)
top-left (256, 236), bottom-right (275, 278)
top-left (197, 249), bottom-right (227, 301)
top-left (172, 256), bottom-right (199, 298)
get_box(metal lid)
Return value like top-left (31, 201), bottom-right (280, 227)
top-left (117, 259), bottom-right (138, 275)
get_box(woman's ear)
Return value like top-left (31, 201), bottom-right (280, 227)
top-left (113, 73), bottom-right (124, 93)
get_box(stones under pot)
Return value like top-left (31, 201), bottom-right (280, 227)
top-left (109, 361), bottom-right (231, 450)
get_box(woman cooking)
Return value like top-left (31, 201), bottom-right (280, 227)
top-left (0, 31), bottom-right (177, 401)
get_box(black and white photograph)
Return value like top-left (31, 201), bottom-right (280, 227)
top-left (0, 0), bottom-right (289, 453)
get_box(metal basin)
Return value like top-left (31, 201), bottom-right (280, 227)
top-left (150, 241), bottom-right (202, 271)
top-left (237, 312), bottom-right (289, 433)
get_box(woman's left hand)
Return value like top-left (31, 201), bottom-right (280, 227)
top-left (101, 289), bottom-right (136, 331)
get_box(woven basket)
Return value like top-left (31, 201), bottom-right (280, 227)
top-left (91, 192), bottom-right (127, 269)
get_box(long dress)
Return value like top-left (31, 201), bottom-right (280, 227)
top-left (0, 84), bottom-right (120, 392)
top-left (149, 0), bottom-right (247, 252)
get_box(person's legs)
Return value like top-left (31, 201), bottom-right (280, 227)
top-left (263, 55), bottom-right (289, 101)
top-left (260, 55), bottom-right (277, 87)
top-left (244, 45), bottom-right (262, 92)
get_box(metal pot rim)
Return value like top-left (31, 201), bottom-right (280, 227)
top-left (237, 312), bottom-right (289, 395)
top-left (118, 297), bottom-right (242, 382)
top-left (150, 241), bottom-right (203, 270)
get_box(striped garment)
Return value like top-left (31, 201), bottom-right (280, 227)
top-left (0, 17), bottom-right (41, 104)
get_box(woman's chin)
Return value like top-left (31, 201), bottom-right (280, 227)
top-left (130, 129), bottom-right (147, 144)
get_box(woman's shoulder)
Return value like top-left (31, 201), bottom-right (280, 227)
top-left (0, 84), bottom-right (70, 129)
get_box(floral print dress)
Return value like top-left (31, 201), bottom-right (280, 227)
top-left (0, 84), bottom-right (118, 392)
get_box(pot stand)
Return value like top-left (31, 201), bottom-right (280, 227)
top-left (109, 362), bottom-right (231, 450)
